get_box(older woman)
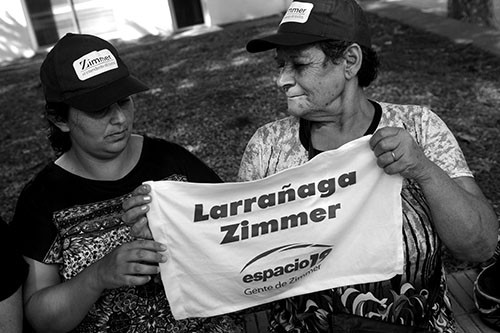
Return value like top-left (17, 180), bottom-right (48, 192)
top-left (11, 33), bottom-right (243, 333)
top-left (122, 0), bottom-right (497, 331)
top-left (238, 0), bottom-right (498, 332)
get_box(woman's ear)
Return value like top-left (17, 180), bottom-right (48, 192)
top-left (343, 43), bottom-right (363, 80)
top-left (46, 113), bottom-right (70, 133)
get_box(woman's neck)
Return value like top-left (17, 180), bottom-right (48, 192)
top-left (55, 135), bottom-right (143, 181)
top-left (310, 97), bottom-right (374, 151)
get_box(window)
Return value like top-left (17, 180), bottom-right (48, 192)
top-left (25, 0), bottom-right (117, 47)
top-left (171, 0), bottom-right (204, 29)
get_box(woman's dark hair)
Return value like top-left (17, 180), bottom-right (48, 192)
top-left (318, 40), bottom-right (380, 87)
top-left (45, 102), bottom-right (71, 155)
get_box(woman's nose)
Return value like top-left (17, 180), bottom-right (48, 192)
top-left (276, 66), bottom-right (295, 92)
top-left (108, 103), bottom-right (126, 123)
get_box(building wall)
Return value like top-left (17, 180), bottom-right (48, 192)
top-left (206, 0), bottom-right (289, 25)
top-left (0, 0), bottom-right (35, 63)
top-left (113, 0), bottom-right (174, 41)
top-left (0, 0), bottom-right (290, 64)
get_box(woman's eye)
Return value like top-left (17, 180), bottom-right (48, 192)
top-left (276, 62), bottom-right (307, 70)
top-left (93, 107), bottom-right (110, 117)
top-left (117, 97), bottom-right (131, 106)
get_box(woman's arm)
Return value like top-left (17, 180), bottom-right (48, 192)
top-left (413, 168), bottom-right (497, 261)
top-left (370, 127), bottom-right (498, 262)
top-left (0, 285), bottom-right (23, 333)
top-left (23, 259), bottom-right (98, 332)
top-left (23, 240), bottom-right (167, 332)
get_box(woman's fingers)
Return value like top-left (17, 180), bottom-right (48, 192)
top-left (376, 150), bottom-right (399, 169)
top-left (122, 184), bottom-right (151, 213)
top-left (130, 216), bottom-right (154, 239)
top-left (125, 275), bottom-right (152, 286)
top-left (128, 240), bottom-right (167, 263)
top-left (132, 184), bottom-right (151, 196)
top-left (369, 127), bottom-right (400, 152)
top-left (122, 204), bottom-right (149, 225)
top-left (96, 240), bottom-right (167, 289)
top-left (121, 185), bottom-right (154, 239)
top-left (370, 127), bottom-right (434, 180)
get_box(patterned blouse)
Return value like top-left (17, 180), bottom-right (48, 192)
top-left (238, 102), bottom-right (472, 332)
top-left (12, 137), bottom-right (244, 333)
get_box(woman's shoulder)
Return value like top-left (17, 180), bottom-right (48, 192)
top-left (378, 102), bottom-right (435, 124)
top-left (139, 134), bottom-right (221, 183)
top-left (377, 101), bottom-right (447, 135)
top-left (251, 116), bottom-right (300, 142)
top-left (14, 161), bottom-right (71, 216)
top-left (139, 134), bottom-right (205, 168)
top-left (143, 134), bottom-right (191, 149)
top-left (20, 162), bottom-right (66, 193)
top-left (141, 135), bottom-right (191, 156)
top-left (259, 116), bottom-right (299, 130)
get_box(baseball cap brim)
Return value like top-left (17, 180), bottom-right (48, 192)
top-left (246, 32), bottom-right (332, 53)
top-left (65, 75), bottom-right (149, 112)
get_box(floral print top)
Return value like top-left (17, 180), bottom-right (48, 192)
top-left (238, 102), bottom-right (472, 332)
top-left (12, 137), bottom-right (244, 333)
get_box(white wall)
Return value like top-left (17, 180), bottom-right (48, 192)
top-left (0, 0), bottom-right (291, 64)
top-left (112, 0), bottom-right (174, 41)
top-left (206, 0), bottom-right (289, 25)
top-left (0, 0), bottom-right (35, 63)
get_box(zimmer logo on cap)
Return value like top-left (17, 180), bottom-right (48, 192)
top-left (280, 2), bottom-right (314, 24)
top-left (73, 49), bottom-right (118, 81)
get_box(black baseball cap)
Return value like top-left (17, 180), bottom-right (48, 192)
top-left (40, 33), bottom-right (149, 112)
top-left (246, 0), bottom-right (371, 53)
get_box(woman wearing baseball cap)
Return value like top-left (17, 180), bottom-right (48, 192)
top-left (238, 0), bottom-right (498, 332)
top-left (10, 33), bottom-right (243, 332)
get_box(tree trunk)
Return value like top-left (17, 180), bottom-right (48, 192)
top-left (447, 0), bottom-right (498, 28)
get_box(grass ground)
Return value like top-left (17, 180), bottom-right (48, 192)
top-left (1, 13), bottom-right (499, 271)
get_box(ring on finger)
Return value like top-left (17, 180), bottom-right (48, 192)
top-left (391, 151), bottom-right (397, 161)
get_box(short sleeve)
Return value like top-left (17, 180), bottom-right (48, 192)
top-left (238, 116), bottom-right (307, 181)
top-left (176, 145), bottom-right (223, 183)
top-left (0, 217), bottom-right (28, 301)
top-left (379, 103), bottom-right (473, 179)
top-left (238, 127), bottom-right (268, 182)
top-left (10, 178), bottom-right (60, 263)
top-left (419, 108), bottom-right (473, 179)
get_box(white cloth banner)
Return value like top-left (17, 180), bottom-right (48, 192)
top-left (146, 136), bottom-right (404, 319)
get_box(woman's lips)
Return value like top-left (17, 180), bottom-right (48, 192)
top-left (107, 130), bottom-right (127, 140)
